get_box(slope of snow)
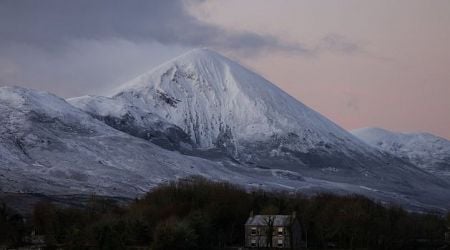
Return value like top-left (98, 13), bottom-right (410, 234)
top-left (69, 95), bottom-right (134, 118)
top-left (111, 49), bottom-right (371, 156)
top-left (4, 86), bottom-right (443, 211)
top-left (352, 127), bottom-right (450, 176)
top-left (105, 49), bottom-right (446, 186)
top-left (0, 86), bottom-right (315, 196)
top-left (68, 95), bottom-right (193, 150)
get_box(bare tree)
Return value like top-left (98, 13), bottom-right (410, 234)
top-left (263, 215), bottom-right (275, 248)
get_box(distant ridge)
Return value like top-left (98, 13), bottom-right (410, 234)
top-left (352, 127), bottom-right (450, 177)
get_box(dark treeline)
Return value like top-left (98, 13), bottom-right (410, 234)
top-left (1, 177), bottom-right (450, 249)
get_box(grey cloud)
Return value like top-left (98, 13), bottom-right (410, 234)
top-left (0, 40), bottom-right (189, 97)
top-left (0, 0), bottom-right (308, 55)
top-left (0, 0), bottom-right (361, 97)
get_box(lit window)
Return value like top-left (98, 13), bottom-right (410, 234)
top-left (277, 239), bottom-right (283, 247)
top-left (278, 227), bottom-right (283, 235)
top-left (251, 227), bottom-right (257, 235)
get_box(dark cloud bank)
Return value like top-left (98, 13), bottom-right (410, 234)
top-left (0, 0), bottom-right (358, 97)
top-left (0, 0), bottom-right (307, 54)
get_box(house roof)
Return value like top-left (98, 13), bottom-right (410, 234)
top-left (245, 215), bottom-right (293, 226)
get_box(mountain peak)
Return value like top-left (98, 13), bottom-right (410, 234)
top-left (178, 48), bottom-right (225, 60)
top-left (111, 48), bottom-right (237, 94)
top-left (152, 48), bottom-right (232, 74)
top-left (110, 49), bottom-right (368, 154)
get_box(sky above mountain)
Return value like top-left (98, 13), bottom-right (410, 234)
top-left (0, 0), bottom-right (449, 139)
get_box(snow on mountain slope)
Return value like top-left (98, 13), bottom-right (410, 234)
top-left (352, 127), bottom-right (450, 177)
top-left (106, 49), bottom-right (438, 182)
top-left (0, 86), bottom-right (259, 196)
top-left (68, 95), bottom-right (193, 151)
top-left (110, 49), bottom-right (376, 161)
top-left (112, 49), bottom-right (360, 148)
top-left (4, 86), bottom-right (449, 212)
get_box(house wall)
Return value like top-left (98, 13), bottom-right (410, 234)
top-left (245, 225), bottom-right (293, 248)
top-left (245, 225), bottom-right (265, 248)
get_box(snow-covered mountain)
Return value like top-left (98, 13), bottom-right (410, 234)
top-left (352, 127), bottom-right (450, 177)
top-left (103, 49), bottom-right (371, 165)
top-left (110, 48), bottom-right (367, 155)
top-left (0, 86), bottom-right (317, 197)
top-left (1, 49), bottom-right (450, 211)
top-left (99, 49), bottom-right (432, 183)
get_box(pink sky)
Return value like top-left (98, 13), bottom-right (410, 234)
top-left (192, 0), bottom-right (450, 139)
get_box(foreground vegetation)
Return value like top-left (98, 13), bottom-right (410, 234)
top-left (1, 177), bottom-right (450, 249)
